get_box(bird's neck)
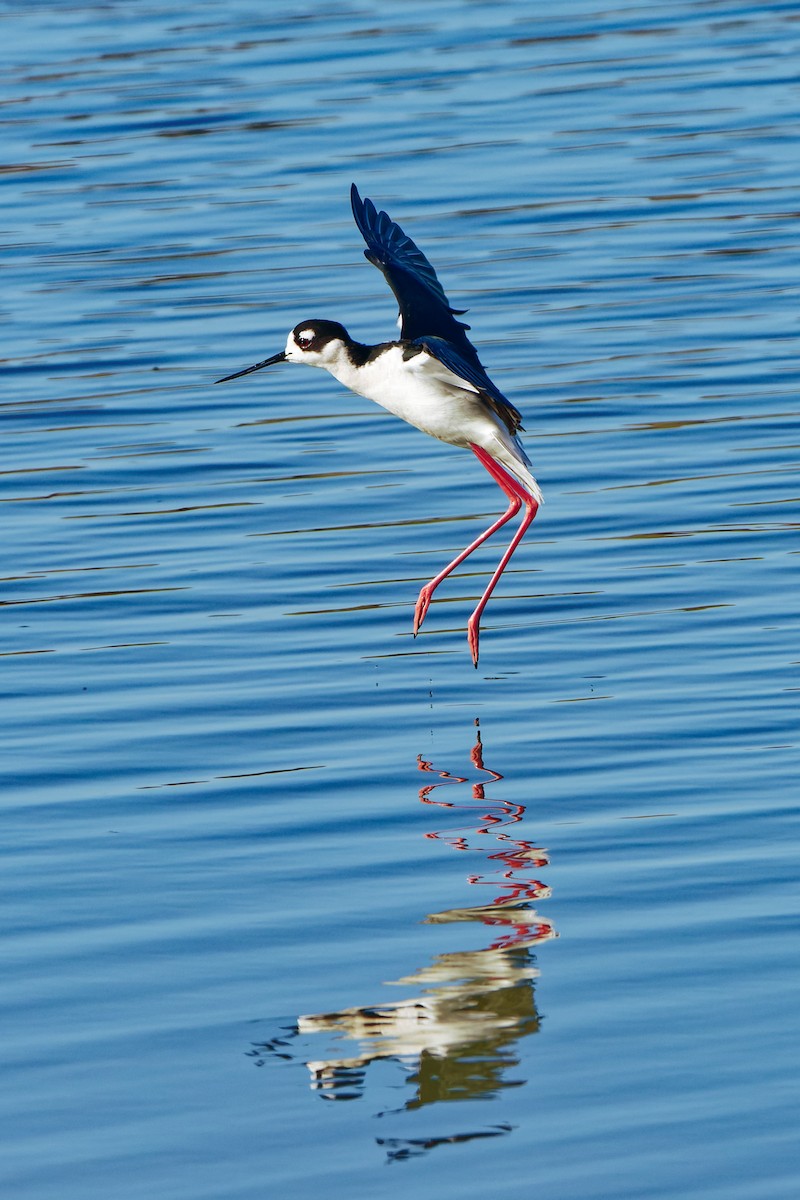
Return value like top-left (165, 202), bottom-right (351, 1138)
top-left (321, 340), bottom-right (386, 395)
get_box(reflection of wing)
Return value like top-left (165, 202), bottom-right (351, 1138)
top-left (378, 1125), bottom-right (514, 1163)
top-left (350, 184), bottom-right (476, 354)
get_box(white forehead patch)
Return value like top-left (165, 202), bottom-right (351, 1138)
top-left (297, 328), bottom-right (315, 343)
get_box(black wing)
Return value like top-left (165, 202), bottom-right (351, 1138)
top-left (350, 184), bottom-right (481, 365)
top-left (414, 336), bottom-right (525, 437)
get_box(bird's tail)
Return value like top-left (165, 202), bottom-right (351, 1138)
top-left (490, 432), bottom-right (543, 506)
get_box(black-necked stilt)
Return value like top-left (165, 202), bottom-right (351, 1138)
top-left (217, 184), bottom-right (541, 666)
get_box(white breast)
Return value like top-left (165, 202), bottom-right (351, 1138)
top-left (329, 345), bottom-right (482, 441)
top-left (323, 343), bottom-right (541, 502)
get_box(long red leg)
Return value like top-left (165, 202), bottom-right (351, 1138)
top-left (466, 445), bottom-right (539, 668)
top-left (413, 444), bottom-right (539, 665)
top-left (413, 487), bottom-right (521, 636)
top-left (412, 496), bottom-right (520, 638)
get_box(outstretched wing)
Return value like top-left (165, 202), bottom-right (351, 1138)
top-left (350, 184), bottom-right (480, 364)
top-left (413, 335), bottom-right (525, 437)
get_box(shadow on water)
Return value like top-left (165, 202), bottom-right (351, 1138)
top-left (249, 720), bottom-right (556, 1162)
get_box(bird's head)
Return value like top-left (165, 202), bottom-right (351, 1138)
top-left (215, 319), bottom-right (351, 384)
top-left (284, 320), bottom-right (351, 366)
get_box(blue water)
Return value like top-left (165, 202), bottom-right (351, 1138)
top-left (3, 1), bottom-right (799, 1197)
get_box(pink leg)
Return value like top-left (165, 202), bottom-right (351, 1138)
top-left (413, 487), bottom-right (521, 637)
top-left (413, 444), bottom-right (539, 665)
top-left (466, 445), bottom-right (539, 668)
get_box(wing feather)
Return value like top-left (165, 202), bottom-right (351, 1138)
top-left (351, 186), bottom-right (525, 438)
top-left (412, 336), bottom-right (525, 436)
top-left (351, 184), bottom-right (478, 360)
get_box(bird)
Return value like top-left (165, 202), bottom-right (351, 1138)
top-left (216, 184), bottom-right (541, 666)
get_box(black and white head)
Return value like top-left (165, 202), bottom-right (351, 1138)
top-left (285, 319), bottom-right (351, 366)
top-left (215, 318), bottom-right (352, 385)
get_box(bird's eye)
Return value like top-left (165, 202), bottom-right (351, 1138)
top-left (295, 331), bottom-right (314, 349)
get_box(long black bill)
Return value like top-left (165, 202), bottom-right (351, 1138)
top-left (215, 350), bottom-right (286, 384)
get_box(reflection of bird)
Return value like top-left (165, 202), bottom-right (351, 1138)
top-left (217, 185), bottom-right (541, 665)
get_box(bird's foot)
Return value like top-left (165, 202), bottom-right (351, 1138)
top-left (413, 586), bottom-right (433, 636)
top-left (467, 616), bottom-right (481, 668)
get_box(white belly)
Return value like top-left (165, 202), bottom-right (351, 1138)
top-left (330, 345), bottom-right (489, 446)
top-left (325, 343), bottom-right (541, 502)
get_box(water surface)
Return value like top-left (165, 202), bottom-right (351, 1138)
top-left (2, 2), bottom-right (799, 1197)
